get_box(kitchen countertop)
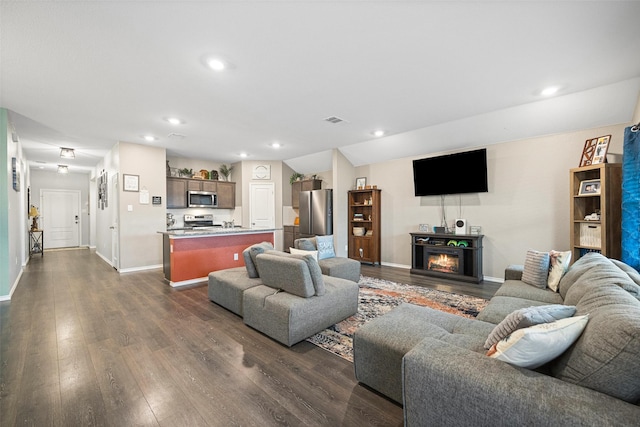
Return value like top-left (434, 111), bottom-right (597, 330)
top-left (160, 227), bottom-right (280, 238)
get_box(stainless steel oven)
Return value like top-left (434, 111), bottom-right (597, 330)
top-left (188, 191), bottom-right (217, 208)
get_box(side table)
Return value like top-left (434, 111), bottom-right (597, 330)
top-left (29, 229), bottom-right (44, 256)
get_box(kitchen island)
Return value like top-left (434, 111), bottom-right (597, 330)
top-left (160, 227), bottom-right (276, 287)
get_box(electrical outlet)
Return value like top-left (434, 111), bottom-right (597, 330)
top-left (233, 253), bottom-right (238, 261)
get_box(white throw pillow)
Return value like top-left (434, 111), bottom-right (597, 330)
top-left (487, 315), bottom-right (589, 369)
top-left (548, 250), bottom-right (572, 292)
top-left (289, 247), bottom-right (318, 261)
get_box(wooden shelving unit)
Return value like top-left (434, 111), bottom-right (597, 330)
top-left (348, 189), bottom-right (381, 264)
top-left (570, 163), bottom-right (622, 263)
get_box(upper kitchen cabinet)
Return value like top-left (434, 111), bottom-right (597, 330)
top-left (166, 177), bottom-right (236, 209)
top-left (216, 181), bottom-right (236, 209)
top-left (291, 179), bottom-right (322, 208)
top-left (167, 177), bottom-right (187, 208)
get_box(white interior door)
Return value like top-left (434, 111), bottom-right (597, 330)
top-left (250, 182), bottom-right (275, 228)
top-left (41, 190), bottom-right (80, 249)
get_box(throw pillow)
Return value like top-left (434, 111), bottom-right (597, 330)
top-left (242, 242), bottom-right (274, 278)
top-left (289, 247), bottom-right (318, 261)
top-left (484, 304), bottom-right (577, 349)
top-left (522, 249), bottom-right (551, 289)
top-left (548, 250), bottom-right (572, 292)
top-left (487, 315), bottom-right (589, 369)
top-left (316, 235), bottom-right (336, 260)
top-left (295, 238), bottom-right (317, 251)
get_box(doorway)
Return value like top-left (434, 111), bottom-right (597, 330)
top-left (249, 182), bottom-right (275, 228)
top-left (41, 189), bottom-right (81, 249)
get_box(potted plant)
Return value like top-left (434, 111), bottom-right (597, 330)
top-left (219, 164), bottom-right (233, 181)
top-left (179, 168), bottom-right (193, 178)
top-left (290, 172), bottom-right (305, 184)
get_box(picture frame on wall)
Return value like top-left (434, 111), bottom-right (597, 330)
top-left (578, 179), bottom-right (601, 195)
top-left (356, 177), bottom-right (366, 189)
top-left (123, 174), bottom-right (139, 192)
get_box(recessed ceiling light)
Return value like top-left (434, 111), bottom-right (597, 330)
top-left (207, 58), bottom-right (227, 71)
top-left (239, 152), bottom-right (248, 158)
top-left (541, 86), bottom-right (560, 96)
top-left (372, 130), bottom-right (386, 137)
top-left (57, 165), bottom-right (69, 174)
top-left (165, 117), bottom-right (182, 125)
top-left (143, 135), bottom-right (157, 142)
top-left (271, 142), bottom-right (281, 148)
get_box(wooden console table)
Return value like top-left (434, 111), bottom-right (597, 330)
top-left (29, 229), bottom-right (44, 257)
top-left (410, 233), bottom-right (483, 283)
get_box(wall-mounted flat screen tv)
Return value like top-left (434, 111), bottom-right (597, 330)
top-left (413, 148), bottom-right (488, 196)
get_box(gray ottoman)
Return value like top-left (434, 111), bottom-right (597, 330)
top-left (318, 257), bottom-right (361, 283)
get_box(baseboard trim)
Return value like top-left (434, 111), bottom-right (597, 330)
top-left (119, 264), bottom-right (162, 274)
top-left (0, 268), bottom-right (24, 301)
top-left (169, 277), bottom-right (208, 288)
top-left (380, 262), bottom-right (411, 269)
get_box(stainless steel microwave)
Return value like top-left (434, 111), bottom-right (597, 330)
top-left (188, 191), bottom-right (218, 208)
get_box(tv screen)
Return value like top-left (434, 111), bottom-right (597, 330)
top-left (413, 148), bottom-right (488, 196)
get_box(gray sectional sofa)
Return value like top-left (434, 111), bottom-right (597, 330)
top-left (353, 252), bottom-right (640, 425)
top-left (208, 242), bottom-right (359, 347)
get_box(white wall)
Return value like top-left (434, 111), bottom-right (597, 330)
top-left (30, 170), bottom-right (91, 247)
top-left (1, 108), bottom-right (29, 299)
top-left (356, 123), bottom-right (629, 280)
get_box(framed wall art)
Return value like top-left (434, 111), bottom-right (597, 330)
top-left (356, 177), bottom-right (366, 189)
top-left (123, 174), bottom-right (139, 192)
top-left (579, 135), bottom-right (611, 166)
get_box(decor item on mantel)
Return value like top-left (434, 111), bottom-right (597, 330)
top-left (219, 164), bottom-right (233, 181)
top-left (210, 169), bottom-right (219, 180)
top-left (579, 135), bottom-right (611, 167)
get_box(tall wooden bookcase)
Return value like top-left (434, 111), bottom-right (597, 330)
top-left (570, 163), bottom-right (622, 263)
top-left (348, 189), bottom-right (381, 264)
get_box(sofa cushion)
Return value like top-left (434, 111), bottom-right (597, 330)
top-left (476, 295), bottom-right (558, 324)
top-left (487, 315), bottom-right (589, 369)
top-left (256, 252), bottom-right (316, 298)
top-left (493, 280), bottom-right (565, 304)
top-left (548, 250), bottom-right (571, 292)
top-left (242, 241), bottom-right (274, 278)
top-left (263, 250), bottom-right (325, 296)
top-left (549, 253), bottom-right (640, 403)
top-left (522, 249), bottom-right (550, 288)
top-left (317, 256), bottom-right (361, 283)
top-left (484, 304), bottom-right (577, 349)
top-left (316, 235), bottom-right (336, 260)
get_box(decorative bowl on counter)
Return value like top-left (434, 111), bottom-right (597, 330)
top-left (353, 226), bottom-right (365, 236)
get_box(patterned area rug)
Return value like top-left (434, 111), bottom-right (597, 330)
top-left (306, 275), bottom-right (488, 362)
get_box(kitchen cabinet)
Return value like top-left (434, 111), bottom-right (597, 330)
top-left (216, 181), bottom-right (236, 209)
top-left (166, 177), bottom-right (236, 209)
top-left (292, 179), bottom-right (322, 208)
top-left (283, 225), bottom-right (300, 252)
top-left (167, 177), bottom-right (188, 208)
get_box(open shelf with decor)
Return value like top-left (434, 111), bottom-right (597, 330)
top-left (569, 163), bottom-right (622, 263)
top-left (348, 188), bottom-right (381, 264)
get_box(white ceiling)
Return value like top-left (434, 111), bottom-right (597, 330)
top-left (2, 2), bottom-right (640, 174)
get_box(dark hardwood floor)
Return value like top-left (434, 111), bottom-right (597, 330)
top-left (0, 249), bottom-right (500, 426)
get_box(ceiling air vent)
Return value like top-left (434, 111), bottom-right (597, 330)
top-left (167, 133), bottom-right (186, 139)
top-left (324, 116), bottom-right (347, 124)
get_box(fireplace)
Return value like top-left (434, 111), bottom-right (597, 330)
top-left (425, 247), bottom-right (464, 276)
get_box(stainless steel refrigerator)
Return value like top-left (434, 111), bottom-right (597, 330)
top-left (299, 189), bottom-right (333, 236)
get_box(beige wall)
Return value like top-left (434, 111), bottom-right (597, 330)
top-left (356, 123), bottom-right (629, 280)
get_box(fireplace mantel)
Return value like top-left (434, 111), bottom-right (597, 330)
top-left (410, 233), bottom-right (483, 283)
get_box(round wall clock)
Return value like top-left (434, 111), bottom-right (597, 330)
top-left (252, 164), bottom-right (271, 180)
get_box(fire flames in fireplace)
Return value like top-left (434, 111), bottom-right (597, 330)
top-left (427, 253), bottom-right (459, 273)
